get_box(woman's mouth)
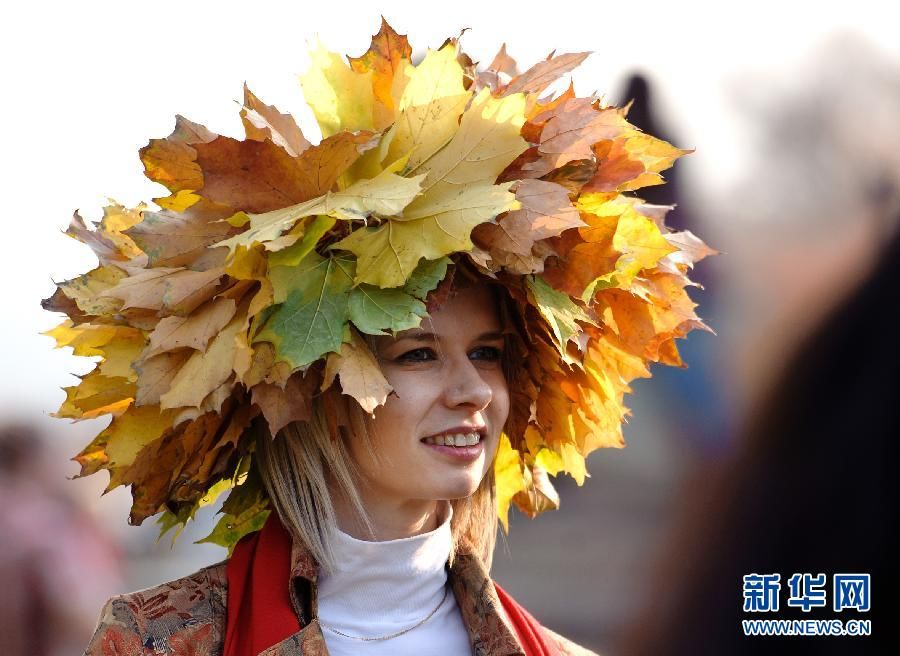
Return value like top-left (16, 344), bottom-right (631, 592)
top-left (420, 431), bottom-right (485, 461)
top-left (421, 431), bottom-right (482, 447)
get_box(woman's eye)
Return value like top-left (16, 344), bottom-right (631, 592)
top-left (470, 346), bottom-right (502, 361)
top-left (397, 347), bottom-right (435, 362)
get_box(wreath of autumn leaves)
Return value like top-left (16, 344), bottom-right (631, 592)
top-left (43, 19), bottom-right (715, 550)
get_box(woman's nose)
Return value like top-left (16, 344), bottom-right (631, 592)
top-left (443, 358), bottom-right (493, 409)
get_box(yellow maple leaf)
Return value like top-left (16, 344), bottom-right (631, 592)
top-left (494, 433), bottom-right (527, 532)
top-left (55, 369), bottom-right (135, 420)
top-left (386, 43), bottom-right (471, 172)
top-left (300, 38), bottom-right (376, 138)
top-left (411, 88), bottom-right (528, 195)
top-left (217, 168), bottom-right (425, 253)
top-left (102, 405), bottom-right (179, 470)
top-left (333, 181), bottom-right (518, 288)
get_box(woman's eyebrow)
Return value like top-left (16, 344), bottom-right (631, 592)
top-left (395, 330), bottom-right (505, 342)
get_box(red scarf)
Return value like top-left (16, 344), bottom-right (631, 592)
top-left (224, 514), bottom-right (558, 656)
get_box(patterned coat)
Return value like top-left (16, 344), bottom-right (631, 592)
top-left (84, 536), bottom-right (597, 656)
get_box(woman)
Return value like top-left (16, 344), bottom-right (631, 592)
top-left (85, 277), bottom-right (598, 655)
top-left (42, 19), bottom-right (711, 656)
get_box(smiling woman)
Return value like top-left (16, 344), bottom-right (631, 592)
top-left (249, 277), bottom-right (558, 655)
top-left (46, 17), bottom-right (710, 656)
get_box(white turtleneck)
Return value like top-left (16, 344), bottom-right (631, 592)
top-left (316, 504), bottom-right (472, 655)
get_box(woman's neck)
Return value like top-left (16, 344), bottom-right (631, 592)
top-left (330, 488), bottom-right (443, 541)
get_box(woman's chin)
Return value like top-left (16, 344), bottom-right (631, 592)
top-left (429, 474), bottom-right (483, 500)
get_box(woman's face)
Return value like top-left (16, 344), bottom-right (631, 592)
top-left (350, 284), bottom-right (510, 510)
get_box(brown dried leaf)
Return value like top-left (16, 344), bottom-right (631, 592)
top-left (139, 115), bottom-right (218, 194)
top-left (503, 51), bottom-right (590, 97)
top-left (473, 180), bottom-right (584, 257)
top-left (524, 99), bottom-right (631, 177)
top-left (65, 211), bottom-right (135, 265)
top-left (125, 197), bottom-right (236, 267)
top-left (159, 313), bottom-right (243, 409)
top-left (321, 330), bottom-right (393, 414)
top-left (194, 131), bottom-right (378, 213)
top-left (251, 371), bottom-right (316, 436)
top-left (134, 350), bottom-right (192, 406)
top-left (241, 83), bottom-right (311, 157)
top-left (102, 267), bottom-right (225, 315)
top-left (144, 297), bottom-right (237, 358)
top-left (48, 265), bottom-right (126, 318)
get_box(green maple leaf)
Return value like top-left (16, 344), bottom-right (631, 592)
top-left (256, 252), bottom-right (355, 369)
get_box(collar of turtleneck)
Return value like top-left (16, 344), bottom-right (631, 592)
top-left (317, 503), bottom-right (453, 623)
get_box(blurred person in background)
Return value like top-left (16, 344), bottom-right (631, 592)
top-left (0, 423), bottom-right (123, 656)
top-left (618, 223), bottom-right (899, 655)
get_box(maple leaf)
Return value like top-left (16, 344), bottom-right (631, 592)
top-left (159, 312), bottom-right (244, 409)
top-left (144, 297), bottom-right (237, 358)
top-left (472, 179), bottom-right (584, 273)
top-left (44, 266), bottom-right (126, 319)
top-left (401, 256), bottom-right (451, 299)
top-left (45, 321), bottom-right (140, 357)
top-left (524, 98), bottom-right (631, 178)
top-left (240, 83), bottom-right (311, 157)
top-left (134, 350), bottom-right (192, 407)
top-left (256, 252), bottom-right (355, 370)
top-left (125, 197), bottom-right (236, 267)
top-left (335, 182), bottom-right (518, 288)
top-left (656, 230), bottom-right (719, 277)
top-left (475, 43), bottom-right (519, 92)
top-left (599, 272), bottom-right (711, 363)
top-left (385, 42), bottom-right (471, 172)
top-left (99, 405), bottom-right (179, 471)
top-left (198, 467), bottom-right (270, 554)
top-left (97, 337), bottom-right (145, 382)
top-left (412, 88), bottom-right (528, 194)
top-left (494, 433), bottom-right (527, 532)
top-left (334, 89), bottom-right (528, 287)
top-left (526, 275), bottom-right (596, 361)
top-left (586, 132), bottom-right (690, 193)
top-left (348, 284), bottom-right (426, 336)
top-left (139, 115), bottom-right (218, 194)
top-left (322, 329), bottom-right (393, 414)
top-left (64, 207), bottom-right (144, 267)
top-left (300, 37), bottom-right (376, 138)
top-left (512, 461), bottom-right (561, 518)
top-left (344, 250), bottom-right (448, 334)
top-left (574, 196), bottom-right (678, 299)
top-left (193, 136), bottom-right (342, 214)
top-left (502, 51), bottom-right (590, 97)
top-left (216, 167), bottom-right (425, 253)
top-left (101, 266), bottom-right (226, 315)
top-left (542, 209), bottom-right (619, 298)
top-left (489, 43), bottom-right (520, 77)
top-left (251, 371), bottom-right (316, 436)
top-left (349, 17), bottom-right (413, 131)
top-left (55, 369), bottom-right (135, 420)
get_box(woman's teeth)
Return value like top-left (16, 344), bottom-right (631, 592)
top-left (423, 432), bottom-right (481, 447)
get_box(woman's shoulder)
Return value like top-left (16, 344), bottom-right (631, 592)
top-left (84, 559), bottom-right (229, 656)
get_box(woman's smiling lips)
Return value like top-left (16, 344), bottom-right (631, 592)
top-left (420, 426), bottom-right (486, 461)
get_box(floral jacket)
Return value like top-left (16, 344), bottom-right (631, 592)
top-left (84, 536), bottom-right (596, 656)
